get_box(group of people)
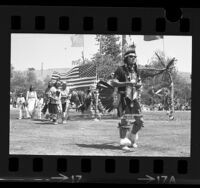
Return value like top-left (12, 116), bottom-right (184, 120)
top-left (12, 44), bottom-right (179, 151)
top-left (15, 80), bottom-right (71, 125)
top-left (16, 45), bottom-right (145, 151)
top-left (16, 85), bottom-right (43, 120)
top-left (42, 80), bottom-right (71, 124)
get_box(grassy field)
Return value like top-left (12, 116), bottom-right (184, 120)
top-left (9, 108), bottom-right (191, 157)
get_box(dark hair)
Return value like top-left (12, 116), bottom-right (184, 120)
top-left (54, 82), bottom-right (58, 88)
top-left (48, 81), bottom-right (52, 88)
top-left (124, 63), bottom-right (139, 79)
top-left (29, 85), bottom-right (34, 91)
top-left (62, 83), bottom-right (67, 89)
top-left (124, 55), bottom-right (137, 64)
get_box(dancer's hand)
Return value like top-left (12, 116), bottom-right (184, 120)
top-left (126, 82), bottom-right (136, 87)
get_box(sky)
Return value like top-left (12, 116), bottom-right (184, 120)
top-left (11, 34), bottom-right (192, 73)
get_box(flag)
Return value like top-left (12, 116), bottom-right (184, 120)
top-left (144, 35), bottom-right (163, 41)
top-left (70, 35), bottom-right (84, 47)
top-left (51, 71), bottom-right (61, 81)
top-left (51, 64), bottom-right (97, 89)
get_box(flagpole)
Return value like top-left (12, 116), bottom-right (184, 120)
top-left (162, 37), bottom-right (165, 54)
top-left (82, 35), bottom-right (85, 64)
top-left (100, 35), bottom-right (103, 62)
top-left (122, 35), bottom-right (127, 58)
top-left (94, 63), bottom-right (100, 121)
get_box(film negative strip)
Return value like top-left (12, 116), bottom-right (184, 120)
top-left (0, 4), bottom-right (199, 184)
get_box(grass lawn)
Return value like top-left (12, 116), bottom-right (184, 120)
top-left (9, 109), bottom-right (191, 157)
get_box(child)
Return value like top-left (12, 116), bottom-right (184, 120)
top-left (16, 93), bottom-right (26, 119)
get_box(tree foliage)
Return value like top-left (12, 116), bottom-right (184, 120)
top-left (43, 75), bottom-right (51, 87)
top-left (92, 53), bottom-right (119, 80)
top-left (11, 68), bottom-right (47, 96)
top-left (26, 68), bottom-right (37, 87)
top-left (11, 71), bottom-right (26, 86)
top-left (95, 35), bottom-right (121, 60)
top-left (92, 35), bottom-right (122, 80)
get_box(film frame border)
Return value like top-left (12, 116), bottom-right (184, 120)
top-left (0, 5), bottom-right (199, 184)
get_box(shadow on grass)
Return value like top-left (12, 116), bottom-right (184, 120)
top-left (67, 118), bottom-right (92, 121)
top-left (32, 119), bottom-right (47, 121)
top-left (76, 143), bottom-right (123, 151)
top-left (34, 121), bottom-right (55, 125)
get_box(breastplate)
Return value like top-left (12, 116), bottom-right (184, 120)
top-left (126, 72), bottom-right (138, 102)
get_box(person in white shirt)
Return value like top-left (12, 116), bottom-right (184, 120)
top-left (16, 93), bottom-right (26, 119)
top-left (60, 82), bottom-right (70, 124)
top-left (35, 94), bottom-right (44, 120)
top-left (26, 85), bottom-right (38, 119)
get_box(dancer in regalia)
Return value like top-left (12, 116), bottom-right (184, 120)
top-left (110, 45), bottom-right (144, 151)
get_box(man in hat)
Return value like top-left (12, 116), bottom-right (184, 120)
top-left (110, 44), bottom-right (144, 151)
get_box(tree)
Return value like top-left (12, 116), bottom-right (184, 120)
top-left (10, 64), bottom-right (14, 78)
top-left (25, 68), bottom-right (37, 87)
top-left (141, 90), bottom-right (152, 106)
top-left (92, 35), bottom-right (122, 80)
top-left (28, 67), bottom-right (35, 71)
top-left (96, 35), bottom-right (121, 60)
top-left (43, 75), bottom-right (51, 87)
top-left (10, 71), bottom-right (27, 96)
top-left (72, 59), bottom-right (82, 66)
top-left (93, 54), bottom-right (119, 80)
top-left (11, 71), bottom-right (26, 89)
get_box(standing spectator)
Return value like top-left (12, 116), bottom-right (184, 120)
top-left (12, 93), bottom-right (17, 108)
top-left (35, 94), bottom-right (44, 120)
top-left (48, 82), bottom-right (61, 124)
top-left (85, 87), bottom-right (95, 118)
top-left (26, 85), bottom-right (38, 119)
top-left (60, 82), bottom-right (70, 123)
top-left (155, 87), bottom-right (174, 120)
top-left (42, 81), bottom-right (52, 119)
top-left (16, 93), bottom-right (26, 119)
top-left (56, 81), bottom-right (63, 114)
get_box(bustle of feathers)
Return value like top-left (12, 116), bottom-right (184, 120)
top-left (97, 80), bottom-right (115, 112)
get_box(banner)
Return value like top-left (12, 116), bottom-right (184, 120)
top-left (144, 35), bottom-right (163, 41)
top-left (70, 35), bottom-right (84, 47)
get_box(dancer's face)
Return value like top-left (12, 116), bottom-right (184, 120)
top-left (62, 84), bottom-right (66, 90)
top-left (126, 55), bottom-right (137, 67)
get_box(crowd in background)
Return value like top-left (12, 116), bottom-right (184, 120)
top-left (141, 102), bottom-right (191, 112)
top-left (10, 80), bottom-right (71, 124)
top-left (10, 79), bottom-right (191, 123)
top-left (10, 79), bottom-right (106, 123)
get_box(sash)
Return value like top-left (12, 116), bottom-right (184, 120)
top-left (125, 72), bottom-right (139, 107)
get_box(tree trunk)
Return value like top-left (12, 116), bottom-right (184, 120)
top-left (122, 35), bottom-right (127, 57)
top-left (169, 72), bottom-right (175, 113)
